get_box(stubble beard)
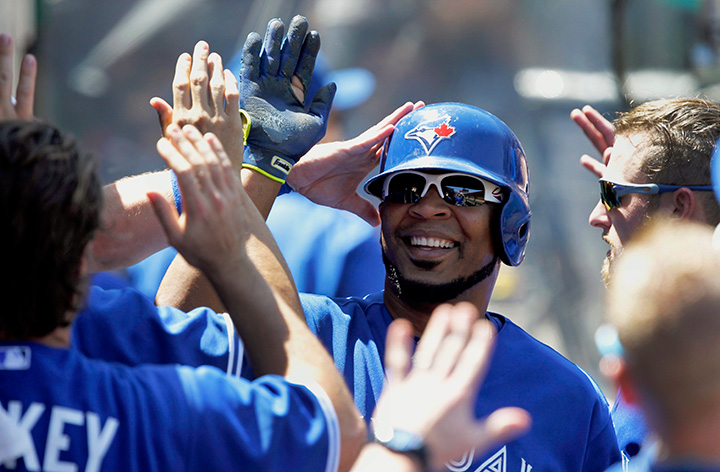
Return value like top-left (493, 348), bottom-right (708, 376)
top-left (601, 237), bottom-right (620, 287)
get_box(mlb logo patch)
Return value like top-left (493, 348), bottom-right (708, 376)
top-left (404, 115), bottom-right (456, 155)
top-left (0, 346), bottom-right (31, 370)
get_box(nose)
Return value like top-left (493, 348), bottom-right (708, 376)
top-left (589, 199), bottom-right (610, 229)
top-left (408, 188), bottom-right (452, 219)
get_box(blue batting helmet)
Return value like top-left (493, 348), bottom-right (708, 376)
top-left (364, 103), bottom-right (531, 266)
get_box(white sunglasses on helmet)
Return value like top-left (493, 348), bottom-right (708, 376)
top-left (381, 170), bottom-right (504, 207)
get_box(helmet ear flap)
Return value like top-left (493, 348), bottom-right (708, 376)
top-left (497, 193), bottom-right (531, 266)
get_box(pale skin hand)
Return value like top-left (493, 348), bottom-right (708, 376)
top-left (150, 41), bottom-right (244, 170)
top-left (288, 101), bottom-right (425, 226)
top-left (147, 123), bottom-right (247, 276)
top-left (361, 302), bottom-right (531, 471)
top-left (570, 104), bottom-right (615, 178)
top-left (0, 33), bottom-right (37, 120)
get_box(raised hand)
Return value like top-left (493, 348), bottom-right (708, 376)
top-left (150, 41), bottom-right (244, 170)
top-left (288, 101), bottom-right (423, 226)
top-left (239, 15), bottom-right (336, 183)
top-left (0, 33), bottom-right (37, 120)
top-left (148, 124), bottom-right (250, 277)
top-left (570, 105), bottom-right (615, 178)
top-left (370, 302), bottom-right (531, 470)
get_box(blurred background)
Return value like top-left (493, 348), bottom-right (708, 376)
top-left (3, 0), bottom-right (720, 396)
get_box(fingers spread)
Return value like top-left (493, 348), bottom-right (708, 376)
top-left (579, 154), bottom-right (606, 178)
top-left (294, 30), bottom-right (321, 94)
top-left (412, 304), bottom-right (453, 370)
top-left (208, 53), bottom-right (225, 115)
top-left (172, 52), bottom-right (192, 111)
top-left (240, 32), bottom-right (262, 83)
top-left (190, 41), bottom-right (211, 114)
top-left (150, 97), bottom-right (173, 137)
top-left (280, 15), bottom-right (309, 82)
top-left (14, 54), bottom-right (36, 119)
top-left (223, 69), bottom-right (240, 116)
top-left (261, 18), bottom-right (285, 76)
top-left (430, 303), bottom-right (478, 375)
top-left (474, 407), bottom-right (531, 451)
top-left (0, 34), bottom-right (13, 105)
top-left (147, 191), bottom-right (182, 246)
top-left (384, 319), bottom-right (414, 384)
top-left (309, 82), bottom-right (336, 120)
top-left (453, 318), bottom-right (496, 393)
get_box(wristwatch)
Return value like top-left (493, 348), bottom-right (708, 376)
top-left (371, 419), bottom-right (429, 470)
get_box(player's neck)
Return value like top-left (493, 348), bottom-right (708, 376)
top-left (31, 326), bottom-right (72, 348)
top-left (383, 281), bottom-right (493, 337)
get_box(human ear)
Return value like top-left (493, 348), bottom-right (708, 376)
top-left (671, 187), bottom-right (695, 220)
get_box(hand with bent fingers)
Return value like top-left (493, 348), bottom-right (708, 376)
top-left (148, 123), bottom-right (249, 276)
top-left (151, 41), bottom-right (244, 170)
top-left (288, 101), bottom-right (424, 227)
top-left (570, 104), bottom-right (615, 178)
top-left (0, 33), bottom-right (37, 120)
top-left (369, 302), bottom-right (531, 471)
top-left (238, 15), bottom-right (335, 183)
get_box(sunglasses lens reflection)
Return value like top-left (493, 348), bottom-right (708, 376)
top-left (600, 181), bottom-right (620, 210)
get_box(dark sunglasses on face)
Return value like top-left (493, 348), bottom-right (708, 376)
top-left (381, 170), bottom-right (504, 207)
top-left (599, 178), bottom-right (714, 210)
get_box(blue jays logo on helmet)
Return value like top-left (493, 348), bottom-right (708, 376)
top-left (364, 102), bottom-right (531, 266)
top-left (404, 115), bottom-right (456, 155)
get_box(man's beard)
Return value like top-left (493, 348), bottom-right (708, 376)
top-left (382, 248), bottom-right (499, 307)
top-left (601, 237), bottom-right (621, 287)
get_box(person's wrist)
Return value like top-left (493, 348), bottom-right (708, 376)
top-left (371, 419), bottom-right (429, 471)
top-left (241, 146), bottom-right (294, 183)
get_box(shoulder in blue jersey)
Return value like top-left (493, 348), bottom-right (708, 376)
top-left (301, 291), bottom-right (622, 472)
top-left (72, 286), bottom-right (248, 377)
top-left (0, 342), bottom-right (338, 472)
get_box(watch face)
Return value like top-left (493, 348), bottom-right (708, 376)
top-left (386, 429), bottom-right (425, 452)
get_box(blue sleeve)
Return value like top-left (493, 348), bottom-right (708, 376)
top-left (583, 396), bottom-right (622, 471)
top-left (577, 367), bottom-right (622, 471)
top-left (177, 366), bottom-right (339, 472)
top-left (73, 286), bottom-right (243, 376)
top-left (611, 388), bottom-right (648, 460)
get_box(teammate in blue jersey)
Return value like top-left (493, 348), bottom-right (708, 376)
top-left (602, 220), bottom-right (720, 472)
top-left (572, 100), bottom-right (720, 463)
top-left (295, 103), bottom-right (621, 472)
top-left (159, 68), bottom-right (622, 470)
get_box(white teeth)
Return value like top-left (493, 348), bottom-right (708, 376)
top-left (410, 236), bottom-right (454, 248)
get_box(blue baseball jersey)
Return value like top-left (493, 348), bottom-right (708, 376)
top-left (0, 342), bottom-right (338, 472)
top-left (73, 286), bottom-right (246, 377)
top-left (302, 291), bottom-right (621, 472)
top-left (611, 388), bottom-right (648, 462)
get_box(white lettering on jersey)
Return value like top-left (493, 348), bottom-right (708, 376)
top-left (85, 412), bottom-right (119, 472)
top-left (45, 406), bottom-right (84, 472)
top-left (1, 401), bottom-right (118, 472)
top-left (444, 446), bottom-right (533, 472)
top-left (4, 401), bottom-right (45, 469)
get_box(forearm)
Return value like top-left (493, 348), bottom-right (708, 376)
top-left (93, 170), bottom-right (173, 272)
top-left (203, 194), bottom-right (365, 472)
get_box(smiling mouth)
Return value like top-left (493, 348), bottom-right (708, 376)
top-left (407, 236), bottom-right (457, 249)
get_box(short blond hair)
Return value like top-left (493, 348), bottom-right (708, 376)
top-left (607, 219), bottom-right (720, 431)
top-left (614, 98), bottom-right (720, 225)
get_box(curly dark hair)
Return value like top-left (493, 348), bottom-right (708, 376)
top-left (0, 121), bottom-right (102, 339)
